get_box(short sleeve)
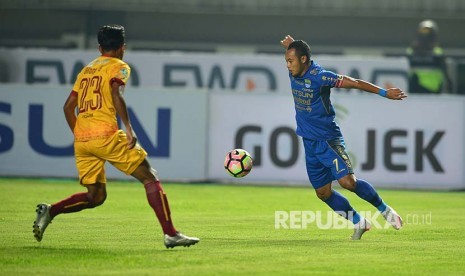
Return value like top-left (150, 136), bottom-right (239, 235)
top-left (72, 78), bottom-right (81, 92)
top-left (110, 63), bottom-right (131, 85)
top-left (319, 70), bottom-right (344, 88)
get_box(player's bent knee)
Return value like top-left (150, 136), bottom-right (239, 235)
top-left (338, 175), bottom-right (356, 191)
top-left (131, 159), bottom-right (159, 184)
top-left (92, 192), bottom-right (107, 207)
top-left (339, 181), bottom-right (356, 191)
top-left (316, 192), bottom-right (331, 201)
top-left (87, 189), bottom-right (107, 208)
top-left (315, 185), bottom-right (332, 201)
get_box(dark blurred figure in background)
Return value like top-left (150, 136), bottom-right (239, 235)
top-left (406, 20), bottom-right (452, 94)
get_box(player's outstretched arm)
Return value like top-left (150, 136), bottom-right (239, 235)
top-left (280, 35), bottom-right (295, 49)
top-left (339, 75), bottom-right (407, 100)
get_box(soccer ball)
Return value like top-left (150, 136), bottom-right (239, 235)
top-left (224, 149), bottom-right (253, 178)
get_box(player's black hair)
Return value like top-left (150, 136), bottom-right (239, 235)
top-left (98, 25), bottom-right (125, 51)
top-left (288, 40), bottom-right (311, 64)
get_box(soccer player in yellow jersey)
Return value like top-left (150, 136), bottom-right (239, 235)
top-left (33, 25), bottom-right (199, 249)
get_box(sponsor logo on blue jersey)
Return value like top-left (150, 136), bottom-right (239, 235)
top-left (304, 79), bottom-right (311, 88)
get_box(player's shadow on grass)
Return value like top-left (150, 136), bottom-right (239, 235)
top-left (205, 237), bottom-right (342, 246)
top-left (23, 245), bottom-right (118, 255)
top-left (24, 245), bottom-right (184, 254)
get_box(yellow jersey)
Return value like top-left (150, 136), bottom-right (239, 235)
top-left (72, 55), bottom-right (131, 142)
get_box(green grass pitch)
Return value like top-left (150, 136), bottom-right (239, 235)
top-left (1, 178), bottom-right (465, 275)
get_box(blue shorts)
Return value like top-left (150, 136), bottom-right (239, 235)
top-left (302, 137), bottom-right (354, 189)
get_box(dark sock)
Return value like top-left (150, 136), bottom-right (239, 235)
top-left (144, 180), bottom-right (177, 236)
top-left (323, 190), bottom-right (361, 224)
top-left (354, 179), bottom-right (387, 212)
top-left (50, 192), bottom-right (91, 218)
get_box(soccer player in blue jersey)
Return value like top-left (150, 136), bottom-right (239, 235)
top-left (280, 35), bottom-right (406, 240)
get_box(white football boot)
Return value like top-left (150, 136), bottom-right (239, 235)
top-left (351, 218), bottom-right (371, 240)
top-left (382, 206), bottom-right (403, 230)
top-left (33, 203), bottom-right (52, 242)
top-left (164, 232), bottom-right (200, 248)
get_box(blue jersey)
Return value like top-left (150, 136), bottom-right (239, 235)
top-left (289, 61), bottom-right (344, 140)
